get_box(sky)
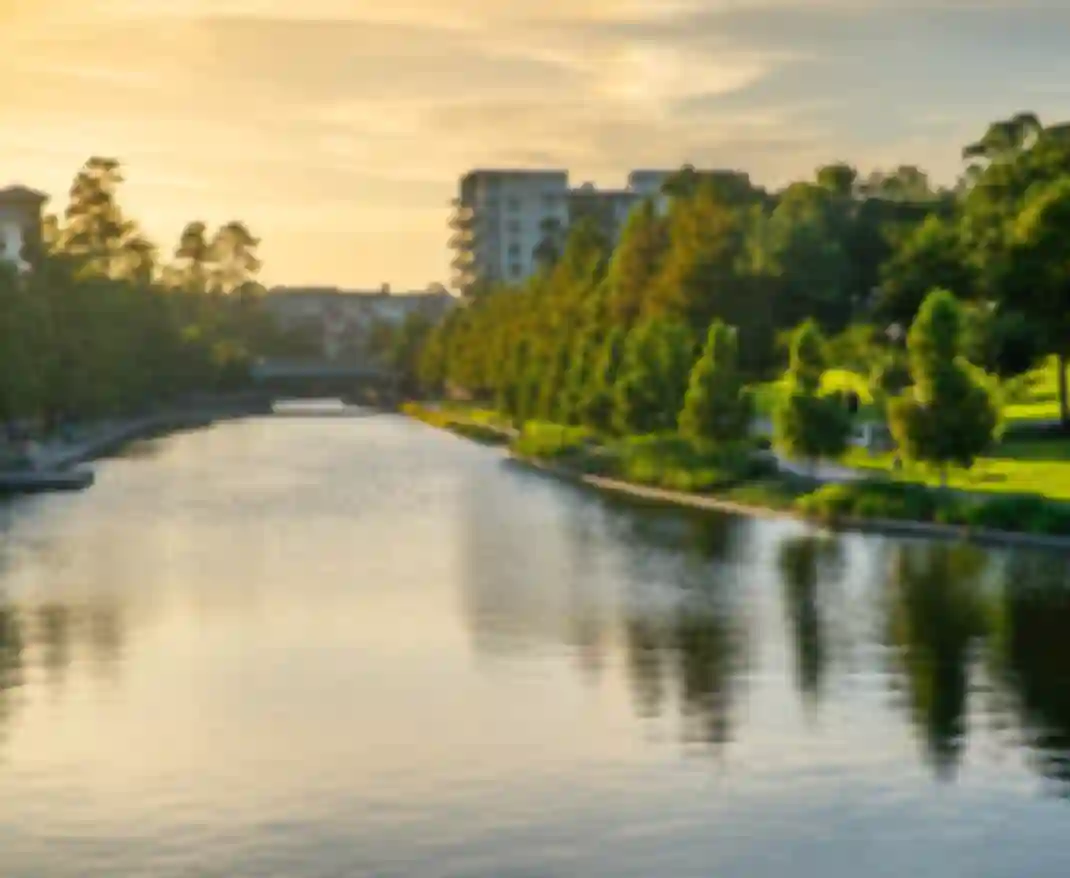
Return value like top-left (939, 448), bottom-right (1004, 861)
top-left (3, 0), bottom-right (1070, 290)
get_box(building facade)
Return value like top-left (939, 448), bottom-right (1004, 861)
top-left (449, 170), bottom-right (571, 291)
top-left (448, 169), bottom-right (673, 294)
top-left (0, 185), bottom-right (48, 273)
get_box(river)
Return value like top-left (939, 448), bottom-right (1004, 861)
top-left (0, 413), bottom-right (1068, 877)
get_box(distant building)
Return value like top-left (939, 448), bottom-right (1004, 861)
top-left (449, 170), bottom-right (571, 292)
top-left (0, 185), bottom-right (48, 273)
top-left (262, 285), bottom-right (457, 362)
top-left (447, 168), bottom-right (676, 295)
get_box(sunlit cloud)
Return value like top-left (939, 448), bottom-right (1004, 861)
top-left (1, 0), bottom-right (1068, 287)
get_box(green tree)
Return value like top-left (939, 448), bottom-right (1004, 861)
top-left (605, 199), bottom-right (668, 326)
top-left (678, 321), bottom-right (752, 444)
top-left (773, 320), bottom-right (851, 471)
top-left (613, 318), bottom-right (695, 435)
top-left (209, 221), bottom-right (262, 294)
top-left (887, 290), bottom-right (998, 482)
top-left (578, 326), bottom-right (626, 432)
top-left (1004, 178), bottom-right (1070, 427)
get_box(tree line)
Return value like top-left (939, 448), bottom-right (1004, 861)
top-left (418, 111), bottom-right (1070, 436)
top-left (0, 157), bottom-right (298, 431)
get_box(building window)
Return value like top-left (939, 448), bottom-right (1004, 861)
top-left (507, 219), bottom-right (521, 234)
top-left (507, 241), bottom-right (521, 257)
top-left (507, 196), bottom-right (521, 211)
top-left (510, 262), bottom-right (522, 278)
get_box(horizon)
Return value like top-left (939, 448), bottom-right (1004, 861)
top-left (4, 0), bottom-right (1070, 289)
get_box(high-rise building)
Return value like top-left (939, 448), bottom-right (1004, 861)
top-left (448, 170), bottom-right (570, 293)
top-left (448, 168), bottom-right (675, 295)
top-left (0, 185), bottom-right (48, 273)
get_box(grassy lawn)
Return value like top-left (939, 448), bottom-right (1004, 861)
top-left (841, 435), bottom-right (1070, 501)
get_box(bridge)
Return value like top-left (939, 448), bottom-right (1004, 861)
top-left (250, 359), bottom-right (401, 407)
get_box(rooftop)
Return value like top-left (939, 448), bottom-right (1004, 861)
top-left (0, 184), bottom-right (48, 203)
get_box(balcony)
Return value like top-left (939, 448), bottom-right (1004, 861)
top-left (448, 229), bottom-right (476, 249)
top-left (448, 199), bottom-right (476, 231)
top-left (450, 250), bottom-right (475, 270)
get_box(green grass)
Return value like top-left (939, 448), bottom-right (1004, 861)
top-left (840, 439), bottom-right (1070, 502)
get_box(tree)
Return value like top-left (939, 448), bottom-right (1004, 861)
top-left (877, 214), bottom-right (974, 325)
top-left (605, 199), bottom-right (668, 326)
top-left (678, 321), bottom-right (752, 444)
top-left (887, 290), bottom-right (998, 483)
top-left (170, 221), bottom-right (213, 293)
top-left (209, 221), bottom-right (261, 294)
top-left (773, 320), bottom-right (852, 472)
top-left (1004, 178), bottom-right (1070, 427)
top-left (58, 156), bottom-right (128, 275)
top-left (613, 318), bottom-right (695, 435)
top-left (578, 326), bottom-right (626, 432)
top-left (748, 182), bottom-right (853, 332)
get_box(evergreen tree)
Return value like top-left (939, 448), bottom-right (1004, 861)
top-left (578, 326), bottom-right (626, 432)
top-left (773, 320), bottom-right (852, 471)
top-left (613, 318), bottom-right (696, 435)
top-left (679, 321), bottom-right (752, 444)
top-left (887, 289), bottom-right (997, 483)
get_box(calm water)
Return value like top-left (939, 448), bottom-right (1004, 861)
top-left (1, 415), bottom-right (1069, 877)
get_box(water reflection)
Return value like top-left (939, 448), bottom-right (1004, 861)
top-left (0, 600), bottom-right (23, 754)
top-left (884, 543), bottom-right (990, 780)
top-left (6, 418), bottom-right (1070, 876)
top-left (994, 552), bottom-right (1070, 797)
top-left (777, 534), bottom-right (844, 714)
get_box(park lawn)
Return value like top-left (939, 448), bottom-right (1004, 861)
top-left (840, 437), bottom-right (1070, 501)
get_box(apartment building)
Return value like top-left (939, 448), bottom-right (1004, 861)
top-left (0, 185), bottom-right (48, 273)
top-left (448, 169), bottom-right (673, 294)
top-left (448, 170), bottom-right (571, 292)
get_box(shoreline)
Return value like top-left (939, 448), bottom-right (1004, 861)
top-left (0, 398), bottom-right (266, 494)
top-left (405, 408), bottom-right (1070, 554)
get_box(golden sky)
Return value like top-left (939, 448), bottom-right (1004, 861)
top-left (3, 0), bottom-right (1069, 288)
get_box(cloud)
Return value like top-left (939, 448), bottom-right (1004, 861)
top-left (2, 0), bottom-right (1069, 286)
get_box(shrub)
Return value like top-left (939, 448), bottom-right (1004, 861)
top-left (512, 422), bottom-right (595, 460)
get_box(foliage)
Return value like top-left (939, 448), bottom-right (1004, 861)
top-left (511, 422), bottom-right (596, 461)
top-left (887, 290), bottom-right (998, 478)
top-left (773, 321), bottom-right (852, 467)
top-left (795, 479), bottom-right (1070, 536)
top-left (612, 317), bottom-right (696, 435)
top-left (0, 157), bottom-right (286, 429)
top-left (679, 321), bottom-right (752, 444)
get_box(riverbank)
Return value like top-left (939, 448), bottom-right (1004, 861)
top-left (403, 403), bottom-right (1070, 553)
top-left (0, 397), bottom-right (266, 494)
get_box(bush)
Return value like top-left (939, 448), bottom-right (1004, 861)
top-left (795, 479), bottom-right (946, 523)
top-left (965, 494), bottom-right (1070, 535)
top-left (594, 433), bottom-right (772, 493)
top-left (512, 421), bottom-right (595, 460)
top-left (795, 480), bottom-right (1070, 537)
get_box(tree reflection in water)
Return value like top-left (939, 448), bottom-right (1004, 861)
top-left (884, 542), bottom-right (989, 781)
top-left (777, 534), bottom-right (845, 718)
top-left (992, 551), bottom-right (1070, 797)
top-left (0, 601), bottom-right (24, 757)
top-left (618, 507), bottom-right (746, 755)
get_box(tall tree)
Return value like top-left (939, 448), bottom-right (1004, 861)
top-left (1004, 178), bottom-right (1070, 427)
top-left (773, 320), bottom-right (852, 472)
top-left (678, 321), bottom-right (752, 444)
top-left (887, 290), bottom-right (997, 482)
